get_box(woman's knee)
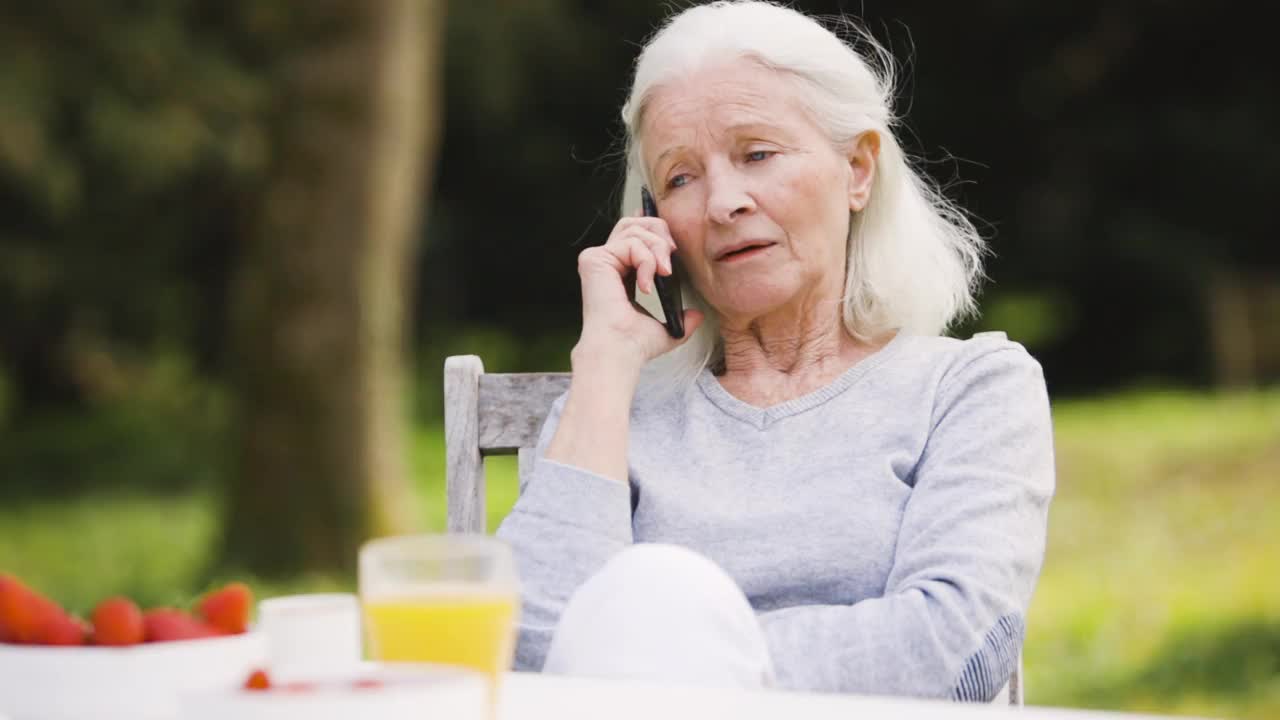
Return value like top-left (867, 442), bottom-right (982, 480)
top-left (585, 543), bottom-right (747, 612)
top-left (544, 543), bottom-right (774, 688)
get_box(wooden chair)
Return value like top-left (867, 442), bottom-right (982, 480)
top-left (442, 354), bottom-right (1023, 706)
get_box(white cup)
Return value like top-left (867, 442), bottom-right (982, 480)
top-left (256, 593), bottom-right (363, 680)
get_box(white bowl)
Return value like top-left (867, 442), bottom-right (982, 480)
top-left (0, 632), bottom-right (266, 720)
top-left (182, 663), bottom-right (489, 720)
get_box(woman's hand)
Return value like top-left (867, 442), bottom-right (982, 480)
top-left (546, 212), bottom-right (704, 482)
top-left (573, 211), bottom-right (704, 374)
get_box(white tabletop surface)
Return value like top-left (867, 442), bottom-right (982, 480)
top-left (497, 672), bottom-right (1217, 720)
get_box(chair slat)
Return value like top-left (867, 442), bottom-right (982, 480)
top-left (477, 372), bottom-right (571, 453)
top-left (445, 355), bottom-right (486, 533)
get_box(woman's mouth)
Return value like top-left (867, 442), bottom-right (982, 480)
top-left (716, 242), bottom-right (776, 262)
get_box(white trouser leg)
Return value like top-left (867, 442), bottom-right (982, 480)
top-left (543, 543), bottom-right (775, 689)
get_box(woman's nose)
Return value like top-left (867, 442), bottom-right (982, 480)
top-left (705, 170), bottom-right (756, 225)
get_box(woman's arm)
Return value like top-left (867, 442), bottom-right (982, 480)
top-left (758, 344), bottom-right (1055, 700)
top-left (496, 204), bottom-right (702, 671)
top-left (494, 346), bottom-right (653, 671)
top-left (494, 381), bottom-right (635, 671)
top-left (543, 347), bottom-right (643, 483)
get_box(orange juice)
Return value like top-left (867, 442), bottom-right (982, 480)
top-left (363, 593), bottom-right (519, 678)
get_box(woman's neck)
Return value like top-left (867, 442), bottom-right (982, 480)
top-left (715, 303), bottom-right (883, 407)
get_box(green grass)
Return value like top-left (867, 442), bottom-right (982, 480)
top-left (0, 425), bottom-right (515, 614)
top-left (1, 388), bottom-right (1277, 718)
top-left (0, 491), bottom-right (219, 612)
top-left (0, 491), bottom-right (350, 614)
top-left (1026, 388), bottom-right (1280, 719)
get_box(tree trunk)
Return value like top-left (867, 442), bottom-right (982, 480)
top-left (224, 0), bottom-right (445, 575)
top-left (1207, 269), bottom-right (1256, 389)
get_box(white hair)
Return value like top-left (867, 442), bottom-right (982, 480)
top-left (618, 1), bottom-right (988, 394)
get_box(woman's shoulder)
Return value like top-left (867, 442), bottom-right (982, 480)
top-left (898, 330), bottom-right (1045, 390)
top-left (904, 329), bottom-right (1037, 359)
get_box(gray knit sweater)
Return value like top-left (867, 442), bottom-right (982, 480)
top-left (495, 330), bottom-right (1056, 701)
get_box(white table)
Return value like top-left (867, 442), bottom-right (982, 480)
top-left (497, 672), bottom-right (1218, 720)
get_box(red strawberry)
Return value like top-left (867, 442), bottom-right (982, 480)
top-left (33, 613), bottom-right (87, 646)
top-left (197, 582), bottom-right (253, 635)
top-left (143, 608), bottom-right (221, 642)
top-left (0, 575), bottom-right (18, 642)
top-left (91, 597), bottom-right (145, 646)
top-left (0, 574), bottom-right (67, 644)
top-left (244, 668), bottom-right (272, 691)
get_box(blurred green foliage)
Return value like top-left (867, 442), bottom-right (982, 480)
top-left (3, 388), bottom-right (1278, 717)
top-left (976, 291), bottom-right (1077, 351)
top-left (0, 353), bottom-right (227, 499)
top-left (0, 0), bottom-right (269, 417)
top-left (0, 365), bottom-right (11, 427)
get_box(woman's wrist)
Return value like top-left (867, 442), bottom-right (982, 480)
top-left (570, 338), bottom-right (646, 382)
top-left (545, 368), bottom-right (636, 483)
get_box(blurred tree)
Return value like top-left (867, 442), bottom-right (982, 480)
top-left (0, 0), bottom-right (266, 415)
top-left (224, 0), bottom-right (444, 574)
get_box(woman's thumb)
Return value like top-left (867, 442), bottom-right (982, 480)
top-left (670, 309), bottom-right (705, 346)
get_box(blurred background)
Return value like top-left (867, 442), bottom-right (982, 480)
top-left (0, 0), bottom-right (1276, 716)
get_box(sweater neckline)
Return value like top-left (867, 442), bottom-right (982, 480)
top-left (696, 329), bottom-right (911, 429)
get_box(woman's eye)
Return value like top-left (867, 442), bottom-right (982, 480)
top-left (746, 150), bottom-right (774, 162)
top-left (666, 174), bottom-right (689, 190)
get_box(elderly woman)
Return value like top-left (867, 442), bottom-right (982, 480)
top-left (495, 0), bottom-right (1054, 703)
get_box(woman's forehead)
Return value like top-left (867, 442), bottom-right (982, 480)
top-left (642, 61), bottom-right (807, 145)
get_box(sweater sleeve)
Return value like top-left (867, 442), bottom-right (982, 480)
top-left (494, 392), bottom-right (635, 672)
top-left (757, 341), bottom-right (1056, 700)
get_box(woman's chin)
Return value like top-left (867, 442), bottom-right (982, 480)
top-left (711, 294), bottom-right (806, 327)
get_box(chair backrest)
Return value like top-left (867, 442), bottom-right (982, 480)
top-left (441, 353), bottom-right (1023, 706)
top-left (444, 355), bottom-right (570, 533)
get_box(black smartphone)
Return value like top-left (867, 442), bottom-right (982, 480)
top-left (641, 186), bottom-right (685, 339)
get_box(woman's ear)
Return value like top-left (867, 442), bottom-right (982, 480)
top-left (847, 131), bottom-right (881, 212)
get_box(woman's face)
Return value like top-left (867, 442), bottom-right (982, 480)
top-left (641, 58), bottom-right (876, 327)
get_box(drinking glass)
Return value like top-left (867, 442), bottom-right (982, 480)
top-left (359, 534), bottom-right (520, 687)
